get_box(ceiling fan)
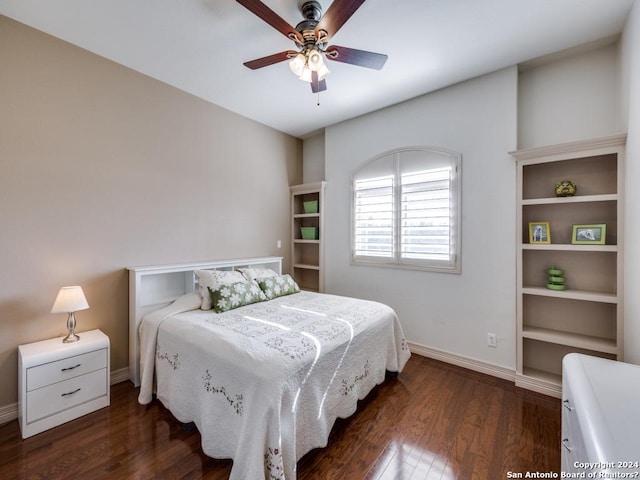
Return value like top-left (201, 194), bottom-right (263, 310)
top-left (236, 0), bottom-right (388, 93)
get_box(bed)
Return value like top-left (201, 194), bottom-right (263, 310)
top-left (128, 257), bottom-right (410, 480)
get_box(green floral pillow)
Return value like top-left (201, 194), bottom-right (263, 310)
top-left (208, 280), bottom-right (267, 313)
top-left (258, 274), bottom-right (300, 300)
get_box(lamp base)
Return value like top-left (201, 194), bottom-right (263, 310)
top-left (63, 333), bottom-right (80, 343)
top-left (63, 312), bottom-right (80, 343)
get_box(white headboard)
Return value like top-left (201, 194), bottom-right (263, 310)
top-left (127, 256), bottom-right (282, 386)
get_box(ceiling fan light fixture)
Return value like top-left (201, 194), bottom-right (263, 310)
top-left (289, 53), bottom-right (305, 76)
top-left (299, 66), bottom-right (313, 83)
top-left (317, 62), bottom-right (330, 81)
top-left (307, 49), bottom-right (324, 71)
top-left (238, 0), bottom-right (388, 94)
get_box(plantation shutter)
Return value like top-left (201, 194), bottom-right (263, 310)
top-left (353, 175), bottom-right (394, 258)
top-left (400, 168), bottom-right (452, 262)
top-left (352, 147), bottom-right (460, 273)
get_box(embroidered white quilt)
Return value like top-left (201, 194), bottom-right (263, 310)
top-left (138, 291), bottom-right (410, 480)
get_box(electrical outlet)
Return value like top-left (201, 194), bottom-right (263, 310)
top-left (277, 240), bottom-right (282, 249)
top-left (487, 333), bottom-right (497, 348)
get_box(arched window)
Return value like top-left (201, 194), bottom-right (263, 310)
top-left (351, 147), bottom-right (461, 273)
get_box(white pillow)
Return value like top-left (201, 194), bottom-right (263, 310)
top-left (194, 269), bottom-right (246, 310)
top-left (238, 267), bottom-right (279, 282)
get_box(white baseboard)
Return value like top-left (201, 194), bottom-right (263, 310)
top-left (408, 341), bottom-right (516, 382)
top-left (110, 367), bottom-right (130, 385)
top-left (0, 402), bottom-right (17, 427)
top-left (515, 373), bottom-right (562, 398)
top-left (0, 367), bottom-right (132, 426)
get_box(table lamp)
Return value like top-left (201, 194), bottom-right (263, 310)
top-left (51, 286), bottom-right (89, 343)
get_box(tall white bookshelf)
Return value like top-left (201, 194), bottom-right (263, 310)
top-left (511, 134), bottom-right (626, 397)
top-left (290, 181), bottom-right (326, 292)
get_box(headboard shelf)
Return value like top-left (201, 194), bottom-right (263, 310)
top-left (128, 256), bottom-right (282, 385)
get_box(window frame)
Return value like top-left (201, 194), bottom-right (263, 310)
top-left (350, 146), bottom-right (462, 274)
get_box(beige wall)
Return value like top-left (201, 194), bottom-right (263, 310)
top-left (518, 43), bottom-right (621, 149)
top-left (0, 16), bottom-right (302, 409)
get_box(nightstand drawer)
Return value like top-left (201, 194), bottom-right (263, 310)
top-left (26, 348), bottom-right (107, 391)
top-left (26, 368), bottom-right (108, 424)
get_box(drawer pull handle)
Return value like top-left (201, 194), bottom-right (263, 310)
top-left (61, 388), bottom-right (81, 397)
top-left (562, 438), bottom-right (573, 452)
top-left (562, 399), bottom-right (573, 411)
top-left (61, 364), bottom-right (81, 372)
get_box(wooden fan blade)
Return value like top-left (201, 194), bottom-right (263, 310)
top-left (325, 45), bottom-right (388, 70)
top-left (236, 0), bottom-right (302, 43)
top-left (310, 71), bottom-right (327, 93)
top-left (315, 0), bottom-right (366, 39)
top-left (243, 50), bottom-right (297, 70)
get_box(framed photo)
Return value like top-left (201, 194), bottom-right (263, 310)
top-left (529, 222), bottom-right (551, 244)
top-left (572, 224), bottom-right (606, 245)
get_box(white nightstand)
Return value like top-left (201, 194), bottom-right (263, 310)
top-left (562, 354), bottom-right (640, 476)
top-left (18, 329), bottom-right (110, 439)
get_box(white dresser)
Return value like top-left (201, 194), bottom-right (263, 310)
top-left (562, 353), bottom-right (640, 476)
top-left (18, 329), bottom-right (110, 438)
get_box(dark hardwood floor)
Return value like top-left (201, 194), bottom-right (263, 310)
top-left (0, 355), bottom-right (560, 479)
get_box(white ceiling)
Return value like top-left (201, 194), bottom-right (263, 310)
top-left (0, 0), bottom-right (635, 138)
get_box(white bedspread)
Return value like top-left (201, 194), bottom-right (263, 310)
top-left (138, 291), bottom-right (410, 480)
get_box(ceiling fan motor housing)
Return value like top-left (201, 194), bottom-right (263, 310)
top-left (296, 1), bottom-right (325, 49)
top-left (302, 1), bottom-right (322, 21)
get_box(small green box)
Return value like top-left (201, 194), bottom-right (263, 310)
top-left (303, 200), bottom-right (318, 214)
top-left (300, 227), bottom-right (318, 240)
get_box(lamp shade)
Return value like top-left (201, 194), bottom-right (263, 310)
top-left (51, 286), bottom-right (89, 313)
top-left (307, 49), bottom-right (323, 71)
top-left (289, 53), bottom-right (305, 77)
top-left (317, 62), bottom-right (330, 81)
top-left (299, 66), bottom-right (313, 83)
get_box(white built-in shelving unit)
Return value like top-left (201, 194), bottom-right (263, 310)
top-left (290, 181), bottom-right (326, 292)
top-left (511, 134), bottom-right (626, 397)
